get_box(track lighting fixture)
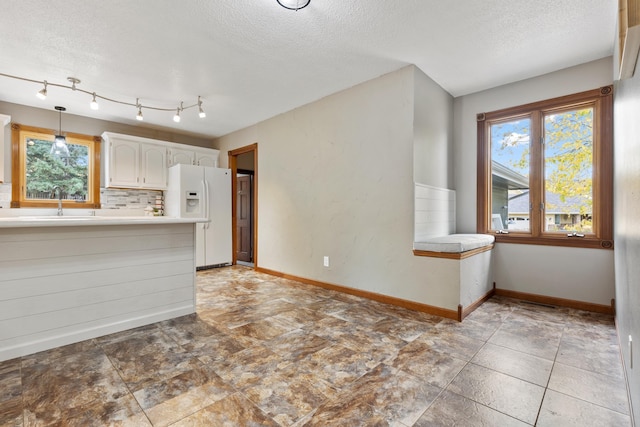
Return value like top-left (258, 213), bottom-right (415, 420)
top-left (36, 80), bottom-right (48, 100)
top-left (1, 72), bottom-right (207, 124)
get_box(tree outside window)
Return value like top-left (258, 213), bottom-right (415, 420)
top-left (11, 124), bottom-right (101, 208)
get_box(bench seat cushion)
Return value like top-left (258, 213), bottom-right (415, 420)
top-left (413, 234), bottom-right (495, 253)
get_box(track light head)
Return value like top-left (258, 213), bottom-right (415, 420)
top-left (198, 96), bottom-right (206, 118)
top-left (90, 92), bottom-right (99, 110)
top-left (36, 81), bottom-right (48, 100)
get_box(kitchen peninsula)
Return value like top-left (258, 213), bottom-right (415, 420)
top-left (0, 215), bottom-right (204, 362)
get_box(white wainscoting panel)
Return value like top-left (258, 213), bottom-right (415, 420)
top-left (0, 223), bottom-right (196, 361)
top-left (414, 183), bottom-right (456, 241)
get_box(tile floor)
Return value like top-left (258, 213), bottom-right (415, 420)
top-left (0, 266), bottom-right (632, 426)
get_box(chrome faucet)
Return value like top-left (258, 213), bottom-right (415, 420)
top-left (51, 186), bottom-right (63, 216)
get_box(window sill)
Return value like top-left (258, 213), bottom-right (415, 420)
top-left (488, 233), bottom-right (613, 250)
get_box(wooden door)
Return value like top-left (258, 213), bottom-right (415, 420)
top-left (236, 175), bottom-right (252, 262)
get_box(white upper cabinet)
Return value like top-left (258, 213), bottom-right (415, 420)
top-left (194, 149), bottom-right (219, 167)
top-left (107, 137), bottom-right (141, 188)
top-left (103, 132), bottom-right (219, 190)
top-left (140, 143), bottom-right (168, 189)
top-left (168, 147), bottom-right (195, 166)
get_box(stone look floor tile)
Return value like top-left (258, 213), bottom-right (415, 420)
top-left (21, 348), bottom-right (132, 425)
top-left (243, 373), bottom-right (328, 426)
top-left (547, 362), bottom-right (630, 415)
top-left (414, 389), bottom-right (529, 427)
top-left (471, 342), bottom-right (553, 386)
top-left (556, 333), bottom-right (624, 379)
top-left (372, 316), bottom-right (435, 343)
top-left (537, 389), bottom-right (631, 427)
top-left (390, 341), bottom-right (467, 389)
top-left (298, 394), bottom-right (388, 427)
top-left (300, 343), bottom-right (381, 389)
top-left (264, 329), bottom-right (332, 363)
top-left (488, 318), bottom-right (562, 360)
top-left (0, 266), bottom-right (631, 426)
top-left (0, 359), bottom-right (22, 427)
top-left (415, 327), bottom-right (485, 361)
top-left (209, 345), bottom-right (291, 391)
top-left (340, 363), bottom-right (442, 426)
top-left (447, 363), bottom-right (546, 425)
top-left (170, 392), bottom-right (279, 427)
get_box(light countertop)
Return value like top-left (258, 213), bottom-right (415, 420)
top-left (0, 215), bottom-right (207, 228)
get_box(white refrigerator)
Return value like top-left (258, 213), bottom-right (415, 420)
top-left (165, 164), bottom-right (232, 268)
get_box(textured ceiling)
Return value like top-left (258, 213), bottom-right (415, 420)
top-left (0, 0), bottom-right (616, 138)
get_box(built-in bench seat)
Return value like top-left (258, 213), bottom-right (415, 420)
top-left (413, 183), bottom-right (495, 321)
top-left (413, 233), bottom-right (494, 259)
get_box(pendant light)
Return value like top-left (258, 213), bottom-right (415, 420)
top-left (50, 106), bottom-right (70, 158)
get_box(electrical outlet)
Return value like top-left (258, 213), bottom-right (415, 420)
top-left (323, 256), bottom-right (329, 267)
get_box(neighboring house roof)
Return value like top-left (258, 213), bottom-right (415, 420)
top-left (509, 191), bottom-right (592, 215)
top-left (492, 161), bottom-right (529, 189)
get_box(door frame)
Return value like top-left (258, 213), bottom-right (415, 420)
top-left (229, 143), bottom-right (258, 266)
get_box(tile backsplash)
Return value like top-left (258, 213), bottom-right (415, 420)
top-left (0, 183), bottom-right (163, 213)
top-left (100, 188), bottom-right (164, 214)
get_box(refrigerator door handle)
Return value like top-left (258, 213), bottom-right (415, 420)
top-left (203, 179), bottom-right (210, 229)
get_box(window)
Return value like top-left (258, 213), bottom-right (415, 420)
top-left (11, 123), bottom-right (101, 208)
top-left (477, 86), bottom-right (613, 249)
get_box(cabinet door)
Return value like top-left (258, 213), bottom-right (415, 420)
top-left (195, 151), bottom-right (218, 167)
top-left (109, 139), bottom-right (140, 187)
top-left (169, 148), bottom-right (195, 166)
top-left (141, 143), bottom-right (167, 189)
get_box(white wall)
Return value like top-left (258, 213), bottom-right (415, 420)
top-left (217, 66), bottom-right (462, 311)
top-left (613, 50), bottom-right (640, 420)
top-left (413, 67), bottom-right (454, 188)
top-left (453, 57), bottom-right (615, 305)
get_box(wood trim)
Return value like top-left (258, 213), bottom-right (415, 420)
top-left (229, 143), bottom-right (258, 267)
top-left (10, 123), bottom-right (20, 207)
top-left (413, 244), bottom-right (494, 260)
top-left (492, 235), bottom-right (613, 250)
top-left (494, 288), bottom-right (614, 315)
top-left (459, 285), bottom-right (496, 321)
top-left (476, 86), bottom-right (614, 250)
top-left (229, 143), bottom-right (258, 157)
top-left (228, 153), bottom-right (237, 265)
top-left (255, 267), bottom-right (459, 321)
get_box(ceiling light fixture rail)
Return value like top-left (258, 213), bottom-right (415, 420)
top-left (0, 72), bottom-right (205, 123)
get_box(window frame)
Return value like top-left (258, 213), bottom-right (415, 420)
top-left (477, 86), bottom-right (613, 250)
top-left (11, 123), bottom-right (101, 209)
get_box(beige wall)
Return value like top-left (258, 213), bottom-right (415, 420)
top-left (216, 66), bottom-right (462, 310)
top-left (453, 57), bottom-right (615, 306)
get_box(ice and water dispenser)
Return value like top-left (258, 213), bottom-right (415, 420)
top-left (184, 191), bottom-right (201, 217)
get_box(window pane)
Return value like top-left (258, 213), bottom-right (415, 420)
top-left (25, 137), bottom-right (89, 201)
top-left (543, 108), bottom-right (593, 233)
top-left (490, 118), bottom-right (531, 231)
